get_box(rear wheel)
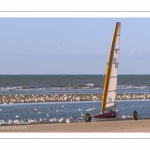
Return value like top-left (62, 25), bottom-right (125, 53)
top-left (84, 113), bottom-right (91, 122)
top-left (133, 111), bottom-right (138, 120)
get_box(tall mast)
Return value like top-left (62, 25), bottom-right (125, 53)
top-left (100, 22), bottom-right (121, 113)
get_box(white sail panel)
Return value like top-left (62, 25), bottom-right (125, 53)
top-left (105, 23), bottom-right (121, 109)
top-left (105, 91), bottom-right (116, 108)
top-left (107, 77), bottom-right (117, 91)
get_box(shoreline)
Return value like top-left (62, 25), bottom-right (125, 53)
top-left (0, 93), bottom-right (150, 104)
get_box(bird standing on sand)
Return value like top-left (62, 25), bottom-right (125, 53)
top-left (66, 117), bottom-right (74, 123)
top-left (66, 118), bottom-right (71, 123)
top-left (78, 117), bottom-right (82, 122)
top-left (39, 118), bottom-right (43, 123)
top-left (50, 118), bottom-right (57, 122)
top-left (59, 118), bottom-right (64, 123)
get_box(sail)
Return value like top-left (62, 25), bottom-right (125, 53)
top-left (101, 22), bottom-right (121, 113)
top-left (105, 22), bottom-right (121, 108)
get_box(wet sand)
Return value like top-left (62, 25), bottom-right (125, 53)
top-left (0, 93), bottom-right (150, 104)
top-left (1, 119), bottom-right (150, 132)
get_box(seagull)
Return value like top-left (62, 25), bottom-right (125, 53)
top-left (8, 119), bottom-right (13, 124)
top-left (53, 118), bottom-right (57, 122)
top-left (47, 114), bottom-right (50, 116)
top-left (127, 115), bottom-right (132, 118)
top-left (122, 114), bottom-right (126, 119)
top-left (16, 115), bottom-right (19, 118)
top-left (34, 108), bottom-right (38, 111)
top-left (39, 118), bottom-right (43, 123)
top-left (66, 118), bottom-right (71, 123)
top-left (78, 117), bottom-right (82, 122)
top-left (49, 118), bottom-right (57, 122)
top-left (49, 119), bottom-right (53, 122)
top-left (59, 118), bottom-right (64, 123)
top-left (92, 107), bottom-right (95, 110)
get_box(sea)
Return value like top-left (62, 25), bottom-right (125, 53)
top-left (0, 100), bottom-right (150, 123)
top-left (0, 75), bottom-right (150, 123)
top-left (0, 75), bottom-right (150, 95)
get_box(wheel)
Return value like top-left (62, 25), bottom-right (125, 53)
top-left (132, 111), bottom-right (138, 120)
top-left (84, 113), bottom-right (91, 122)
top-left (84, 115), bottom-right (88, 122)
top-left (84, 113), bottom-right (88, 122)
top-left (86, 115), bottom-right (89, 122)
top-left (88, 116), bottom-right (91, 122)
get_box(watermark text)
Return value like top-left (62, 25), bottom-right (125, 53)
top-left (1, 125), bottom-right (27, 130)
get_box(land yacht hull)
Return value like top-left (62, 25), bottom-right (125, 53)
top-left (92, 111), bottom-right (119, 119)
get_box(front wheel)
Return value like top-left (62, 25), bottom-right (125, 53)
top-left (132, 111), bottom-right (138, 120)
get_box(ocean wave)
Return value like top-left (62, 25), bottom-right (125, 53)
top-left (0, 86), bottom-right (35, 91)
top-left (0, 85), bottom-right (149, 91)
top-left (0, 84), bottom-right (149, 95)
top-left (117, 85), bottom-right (149, 90)
top-left (0, 86), bottom-right (23, 91)
top-left (83, 83), bottom-right (94, 87)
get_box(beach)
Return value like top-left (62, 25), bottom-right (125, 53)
top-left (0, 93), bottom-right (150, 104)
top-left (1, 119), bottom-right (150, 132)
top-left (1, 93), bottom-right (150, 133)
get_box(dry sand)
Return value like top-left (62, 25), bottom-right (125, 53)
top-left (1, 119), bottom-right (150, 132)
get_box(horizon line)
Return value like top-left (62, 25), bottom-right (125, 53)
top-left (0, 74), bottom-right (150, 75)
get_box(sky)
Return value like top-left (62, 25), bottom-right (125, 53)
top-left (0, 18), bottom-right (150, 75)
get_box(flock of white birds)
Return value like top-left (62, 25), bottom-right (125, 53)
top-left (1, 93), bottom-right (150, 105)
top-left (0, 94), bottom-right (101, 104)
top-left (0, 99), bottom-right (97, 125)
top-left (0, 107), bottom-right (96, 125)
top-left (117, 93), bottom-right (150, 100)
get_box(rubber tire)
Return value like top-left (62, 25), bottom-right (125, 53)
top-left (87, 115), bottom-right (90, 122)
top-left (88, 116), bottom-right (91, 122)
top-left (84, 114), bottom-right (88, 122)
top-left (133, 111), bottom-right (138, 120)
top-left (84, 113), bottom-right (90, 122)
